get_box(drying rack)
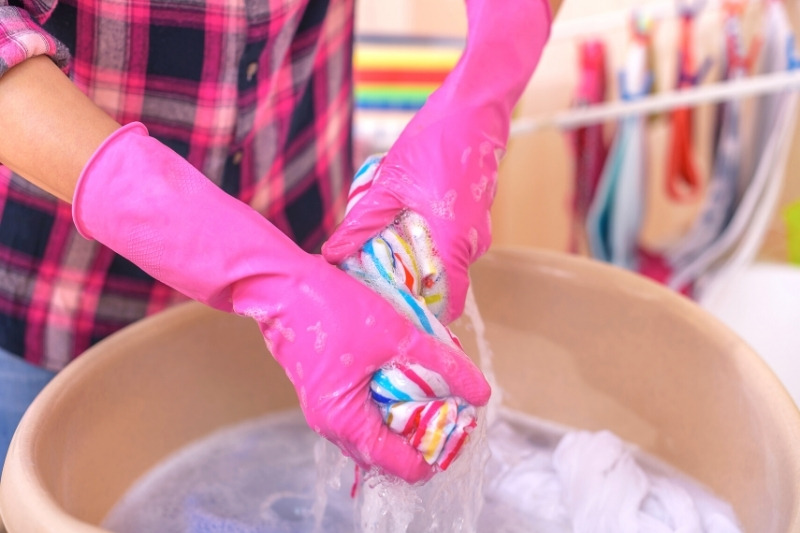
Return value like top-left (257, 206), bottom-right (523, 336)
top-left (356, 68), bottom-right (800, 142)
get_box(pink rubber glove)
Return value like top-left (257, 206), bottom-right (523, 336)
top-left (322, 0), bottom-right (552, 323)
top-left (72, 123), bottom-right (491, 483)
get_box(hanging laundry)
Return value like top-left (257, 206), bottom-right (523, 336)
top-left (721, 2), bottom-right (761, 203)
top-left (567, 40), bottom-right (609, 253)
top-left (663, 5), bottom-right (760, 293)
top-left (638, 4), bottom-right (711, 290)
top-left (693, 1), bottom-right (799, 300)
top-left (749, 7), bottom-right (792, 179)
top-left (664, 3), bottom-right (712, 203)
top-left (586, 17), bottom-right (652, 270)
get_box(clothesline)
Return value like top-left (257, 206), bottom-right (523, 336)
top-left (354, 70), bottom-right (800, 142)
top-left (510, 69), bottom-right (800, 135)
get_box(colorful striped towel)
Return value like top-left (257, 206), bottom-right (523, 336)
top-left (354, 40), bottom-right (461, 111)
top-left (337, 156), bottom-right (478, 470)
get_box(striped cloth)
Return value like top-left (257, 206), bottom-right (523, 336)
top-left (0, 0), bottom-right (354, 370)
top-left (339, 156), bottom-right (477, 470)
top-left (353, 39), bottom-right (461, 111)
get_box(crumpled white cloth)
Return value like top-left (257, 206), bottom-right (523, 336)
top-left (486, 422), bottom-right (742, 533)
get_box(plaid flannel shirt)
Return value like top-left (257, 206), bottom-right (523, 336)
top-left (0, 0), bottom-right (354, 370)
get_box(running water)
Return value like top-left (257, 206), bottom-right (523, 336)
top-left (348, 285), bottom-right (493, 533)
top-left (463, 284), bottom-right (503, 423)
top-left (351, 409), bottom-right (489, 533)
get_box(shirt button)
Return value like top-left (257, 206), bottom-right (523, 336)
top-left (246, 62), bottom-right (258, 82)
top-left (232, 151), bottom-right (243, 165)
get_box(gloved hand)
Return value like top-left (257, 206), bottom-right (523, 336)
top-left (322, 0), bottom-right (552, 324)
top-left (72, 123), bottom-right (491, 483)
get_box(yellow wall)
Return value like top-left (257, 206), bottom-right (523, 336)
top-left (355, 0), bottom-right (800, 262)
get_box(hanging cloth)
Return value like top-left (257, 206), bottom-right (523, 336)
top-left (586, 23), bottom-right (652, 270)
top-left (663, 10), bottom-right (756, 292)
top-left (695, 0), bottom-right (798, 301)
top-left (567, 40), bottom-right (609, 253)
top-left (744, 0), bottom-right (784, 189)
top-left (664, 7), bottom-right (711, 203)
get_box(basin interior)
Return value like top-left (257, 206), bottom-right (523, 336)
top-left (2, 248), bottom-right (799, 533)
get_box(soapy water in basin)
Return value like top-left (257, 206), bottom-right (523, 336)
top-left (102, 408), bottom-right (742, 533)
top-left (102, 289), bottom-right (742, 532)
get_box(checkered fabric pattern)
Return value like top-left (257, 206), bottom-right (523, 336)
top-left (0, 0), bottom-right (354, 370)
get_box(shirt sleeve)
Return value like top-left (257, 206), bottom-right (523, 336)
top-left (0, 5), bottom-right (70, 78)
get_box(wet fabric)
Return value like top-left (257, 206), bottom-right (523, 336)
top-left (489, 425), bottom-right (743, 533)
top-left (338, 157), bottom-right (478, 470)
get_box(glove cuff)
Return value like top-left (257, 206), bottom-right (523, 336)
top-left (72, 121), bottom-right (149, 240)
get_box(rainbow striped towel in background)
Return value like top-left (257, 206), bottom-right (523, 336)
top-left (353, 36), bottom-right (462, 111)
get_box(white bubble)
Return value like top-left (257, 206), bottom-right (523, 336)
top-left (461, 147), bottom-right (472, 165)
top-left (469, 228), bottom-right (480, 259)
top-left (307, 322), bottom-right (327, 353)
top-left (471, 175), bottom-right (489, 201)
top-left (431, 190), bottom-right (456, 220)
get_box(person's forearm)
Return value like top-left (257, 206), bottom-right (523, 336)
top-left (0, 56), bottom-right (120, 203)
